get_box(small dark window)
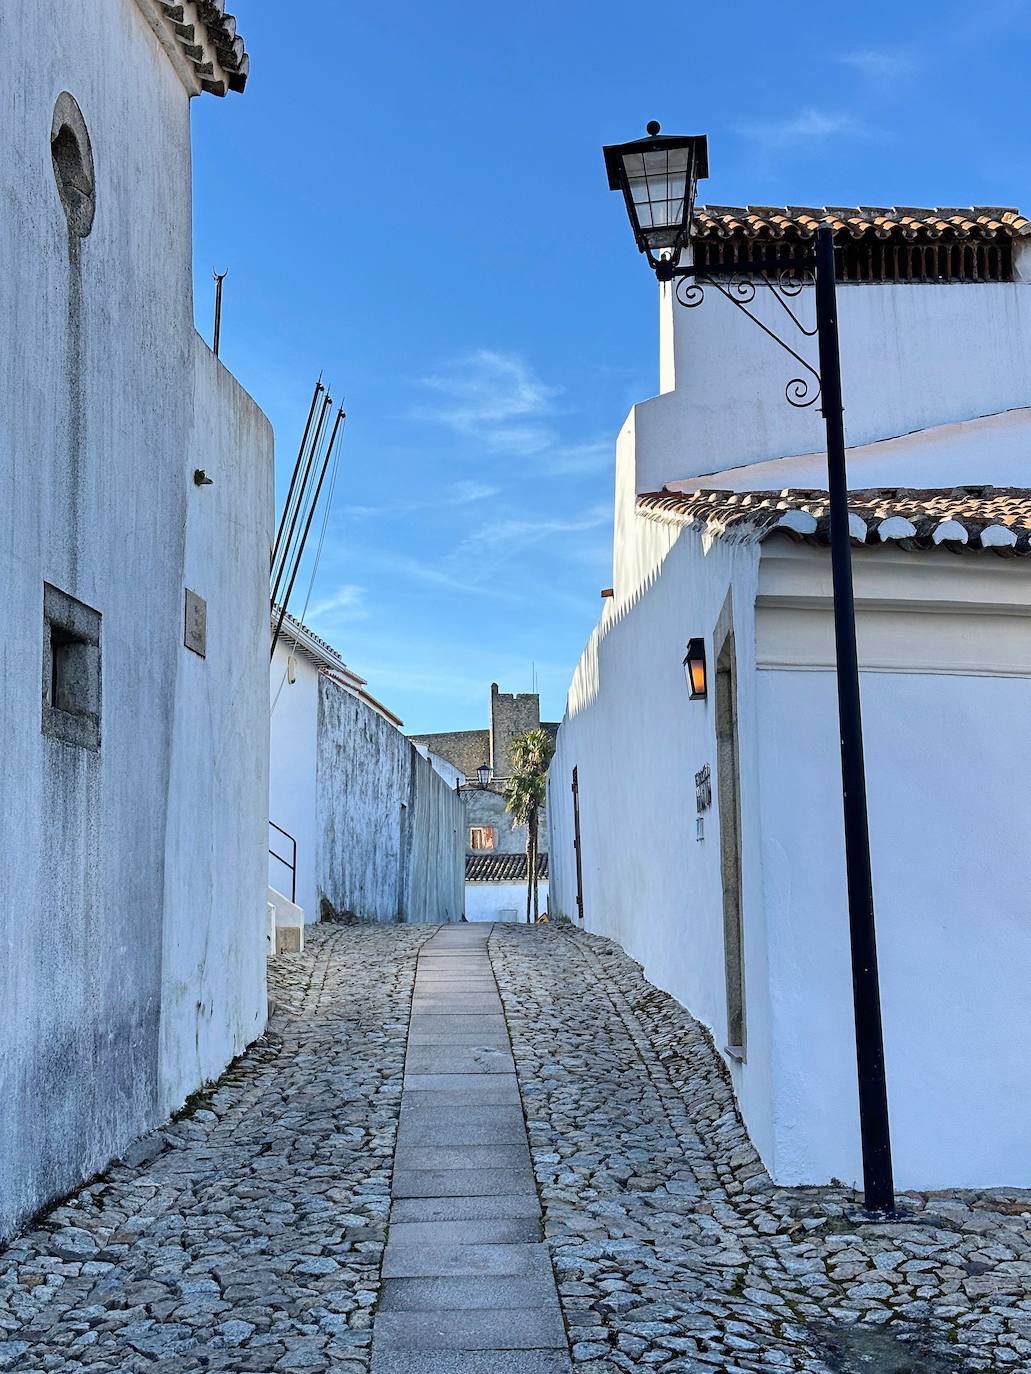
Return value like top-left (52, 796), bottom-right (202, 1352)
top-left (42, 584), bottom-right (101, 750)
top-left (51, 93), bottom-right (95, 238)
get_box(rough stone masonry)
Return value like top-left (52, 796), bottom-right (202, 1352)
top-left (1, 922), bottom-right (1029, 1373)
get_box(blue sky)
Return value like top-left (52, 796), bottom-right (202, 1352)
top-left (191, 0), bottom-right (1029, 733)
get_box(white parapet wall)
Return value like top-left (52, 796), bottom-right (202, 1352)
top-left (268, 887), bottom-right (305, 955)
top-left (465, 880), bottom-right (549, 923)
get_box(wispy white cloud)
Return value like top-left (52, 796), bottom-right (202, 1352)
top-left (418, 350), bottom-right (614, 477)
top-left (839, 48), bottom-right (913, 83)
top-left (544, 439), bottom-right (613, 476)
top-left (737, 108), bottom-right (869, 147)
top-left (338, 479), bottom-right (498, 523)
top-left (420, 349), bottom-right (561, 455)
top-left (449, 479), bottom-right (499, 504)
top-left (306, 583), bottom-right (369, 621)
top-left (459, 503), bottom-right (612, 557)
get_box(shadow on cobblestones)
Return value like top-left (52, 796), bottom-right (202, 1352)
top-left (810, 1321), bottom-right (963, 1372)
top-left (488, 922), bottom-right (1031, 1374)
top-left (0, 924), bottom-right (435, 1374)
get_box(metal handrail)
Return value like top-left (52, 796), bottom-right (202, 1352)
top-left (269, 820), bottom-right (297, 905)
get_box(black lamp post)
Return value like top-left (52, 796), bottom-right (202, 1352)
top-left (476, 762), bottom-right (493, 790)
top-left (605, 122), bottom-right (895, 1215)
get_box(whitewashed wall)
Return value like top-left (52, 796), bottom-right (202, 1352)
top-left (757, 663), bottom-right (1031, 1189)
top-left (641, 272), bottom-right (1031, 492)
top-left (548, 527), bottom-right (778, 1162)
top-left (752, 545), bottom-right (1031, 1188)
top-left (269, 644), bottom-right (321, 920)
top-left (317, 680), bottom-right (465, 924)
top-left (0, 0), bottom-right (272, 1239)
top-left (465, 881), bottom-right (549, 923)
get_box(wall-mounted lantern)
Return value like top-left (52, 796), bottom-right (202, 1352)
top-left (683, 638), bottom-right (707, 700)
top-left (476, 762), bottom-right (493, 789)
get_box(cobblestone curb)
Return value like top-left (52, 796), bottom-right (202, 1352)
top-left (489, 921), bottom-right (1031, 1373)
top-left (0, 923), bottom-right (435, 1374)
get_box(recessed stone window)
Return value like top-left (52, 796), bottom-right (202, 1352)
top-left (43, 584), bottom-right (101, 751)
top-left (51, 93), bottom-right (95, 238)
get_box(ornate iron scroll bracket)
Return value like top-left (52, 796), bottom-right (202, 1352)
top-left (671, 255), bottom-right (822, 409)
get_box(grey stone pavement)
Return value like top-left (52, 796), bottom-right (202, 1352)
top-left (2, 920), bottom-right (1030, 1374)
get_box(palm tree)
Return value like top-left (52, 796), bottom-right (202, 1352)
top-left (503, 728), bottom-right (555, 923)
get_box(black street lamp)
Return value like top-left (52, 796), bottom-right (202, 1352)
top-left (476, 762), bottom-right (493, 790)
top-left (605, 122), bottom-right (895, 1215)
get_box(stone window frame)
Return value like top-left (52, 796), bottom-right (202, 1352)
top-left (42, 583), bottom-right (101, 751)
top-left (714, 591), bottom-right (746, 1062)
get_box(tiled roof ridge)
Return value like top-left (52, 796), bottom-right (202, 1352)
top-left (636, 485), bottom-right (1031, 555)
top-left (272, 605), bottom-right (362, 679)
top-left (155, 0), bottom-right (249, 94)
top-left (693, 206), bottom-right (1031, 241)
top-left (466, 853), bottom-right (550, 883)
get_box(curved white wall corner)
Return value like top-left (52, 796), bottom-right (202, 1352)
top-left (0, 0), bottom-right (272, 1239)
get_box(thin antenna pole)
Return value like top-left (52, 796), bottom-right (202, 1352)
top-left (271, 391), bottom-right (332, 611)
top-left (271, 407), bottom-right (346, 659)
top-left (272, 378), bottom-right (324, 570)
top-left (212, 269), bottom-right (228, 357)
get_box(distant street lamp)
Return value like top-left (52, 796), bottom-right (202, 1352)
top-left (476, 762), bottom-right (493, 790)
top-left (605, 122), bottom-right (895, 1215)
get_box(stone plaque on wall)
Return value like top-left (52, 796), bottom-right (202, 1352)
top-left (184, 589), bottom-right (207, 658)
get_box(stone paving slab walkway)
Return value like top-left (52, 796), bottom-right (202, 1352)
top-left (370, 921), bottom-right (570, 1374)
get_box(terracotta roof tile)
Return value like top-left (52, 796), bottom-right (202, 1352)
top-left (156, 0), bottom-right (249, 94)
top-left (466, 853), bottom-right (549, 883)
top-left (636, 486), bottom-right (1031, 554)
top-left (692, 206), bottom-right (1031, 242)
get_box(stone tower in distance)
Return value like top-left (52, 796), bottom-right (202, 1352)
top-left (488, 682), bottom-right (541, 779)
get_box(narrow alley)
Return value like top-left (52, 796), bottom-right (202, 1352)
top-left (2, 923), bottom-right (1029, 1374)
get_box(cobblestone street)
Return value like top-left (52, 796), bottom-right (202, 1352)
top-left (3, 921), bottom-right (1031, 1373)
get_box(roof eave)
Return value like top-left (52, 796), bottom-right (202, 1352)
top-left (134, 0), bottom-right (249, 98)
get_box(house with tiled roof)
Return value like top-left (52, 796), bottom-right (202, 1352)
top-left (548, 203), bottom-right (1031, 1193)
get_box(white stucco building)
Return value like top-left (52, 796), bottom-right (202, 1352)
top-left (548, 205), bottom-right (1031, 1191)
top-left (0, 3), bottom-right (271, 1240)
top-left (270, 611), bottom-right (465, 926)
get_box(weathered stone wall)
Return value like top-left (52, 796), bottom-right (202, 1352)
top-left (317, 680), bottom-right (465, 924)
top-left (0, 0), bottom-right (272, 1241)
top-left (407, 728), bottom-right (488, 781)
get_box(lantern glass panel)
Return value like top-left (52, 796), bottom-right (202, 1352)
top-left (622, 145), bottom-right (691, 247)
top-left (689, 658), bottom-right (706, 697)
